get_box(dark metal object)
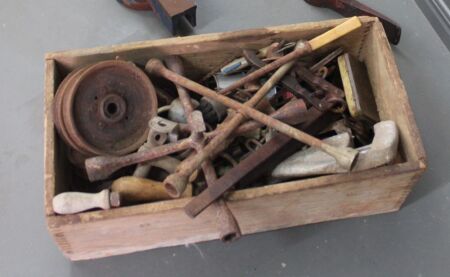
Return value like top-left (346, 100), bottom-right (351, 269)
top-left (117, 0), bottom-right (153, 10)
top-left (118, 0), bottom-right (197, 35)
top-left (149, 0), bottom-right (197, 35)
top-left (198, 97), bottom-right (228, 125)
top-left (304, 0), bottom-right (401, 45)
top-left (309, 47), bottom-right (344, 73)
top-left (184, 108), bottom-right (337, 218)
top-left (53, 60), bottom-right (158, 157)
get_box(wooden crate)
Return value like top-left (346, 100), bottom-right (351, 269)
top-left (44, 17), bottom-right (426, 260)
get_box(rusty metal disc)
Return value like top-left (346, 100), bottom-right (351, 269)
top-left (54, 60), bottom-right (158, 156)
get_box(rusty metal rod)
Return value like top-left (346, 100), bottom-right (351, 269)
top-left (309, 47), bottom-right (344, 73)
top-left (150, 41), bottom-right (308, 197)
top-left (165, 56), bottom-right (241, 241)
top-left (218, 17), bottom-right (362, 95)
top-left (84, 99), bottom-right (308, 181)
top-left (146, 59), bottom-right (358, 174)
top-left (232, 98), bottom-right (307, 134)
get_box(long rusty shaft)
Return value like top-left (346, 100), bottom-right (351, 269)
top-left (165, 56), bottom-right (241, 241)
top-left (146, 59), bottom-right (358, 173)
top-left (218, 16), bottom-right (362, 94)
top-left (152, 42), bottom-right (306, 197)
top-left (85, 139), bottom-right (192, 181)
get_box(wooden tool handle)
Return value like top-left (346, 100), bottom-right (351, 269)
top-left (111, 176), bottom-right (192, 203)
top-left (309, 16), bottom-right (362, 50)
top-left (53, 189), bottom-right (119, 215)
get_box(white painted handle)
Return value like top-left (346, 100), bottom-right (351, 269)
top-left (52, 189), bottom-right (112, 215)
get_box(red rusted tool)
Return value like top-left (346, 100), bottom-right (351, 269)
top-left (304, 0), bottom-right (401, 45)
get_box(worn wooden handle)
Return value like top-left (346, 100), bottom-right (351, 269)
top-left (111, 176), bottom-right (192, 203)
top-left (309, 16), bottom-right (362, 50)
top-left (53, 189), bottom-right (119, 215)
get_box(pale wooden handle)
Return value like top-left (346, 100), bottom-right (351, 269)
top-left (111, 176), bottom-right (192, 203)
top-left (309, 17), bottom-right (362, 50)
top-left (53, 189), bottom-right (111, 214)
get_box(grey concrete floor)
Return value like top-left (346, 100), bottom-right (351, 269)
top-left (0, 0), bottom-right (449, 276)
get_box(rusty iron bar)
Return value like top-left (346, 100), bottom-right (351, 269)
top-left (309, 47), bottom-right (344, 73)
top-left (231, 98), bottom-right (307, 135)
top-left (146, 59), bottom-right (358, 174)
top-left (165, 56), bottom-right (241, 241)
top-left (85, 139), bottom-right (192, 181)
top-left (184, 107), bottom-right (337, 218)
top-left (85, 98), bottom-right (309, 181)
top-left (150, 41), bottom-right (309, 198)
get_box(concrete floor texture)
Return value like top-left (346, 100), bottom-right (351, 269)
top-left (0, 0), bottom-right (449, 276)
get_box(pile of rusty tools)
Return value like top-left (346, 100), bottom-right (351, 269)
top-left (52, 17), bottom-right (400, 242)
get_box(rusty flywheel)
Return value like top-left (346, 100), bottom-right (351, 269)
top-left (53, 60), bottom-right (158, 156)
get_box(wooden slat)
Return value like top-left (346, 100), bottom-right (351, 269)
top-left (44, 60), bottom-right (57, 216)
top-left (361, 19), bottom-right (427, 164)
top-left (48, 167), bottom-right (420, 260)
top-left (47, 161), bottom-right (421, 227)
top-left (45, 17), bottom-right (376, 77)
